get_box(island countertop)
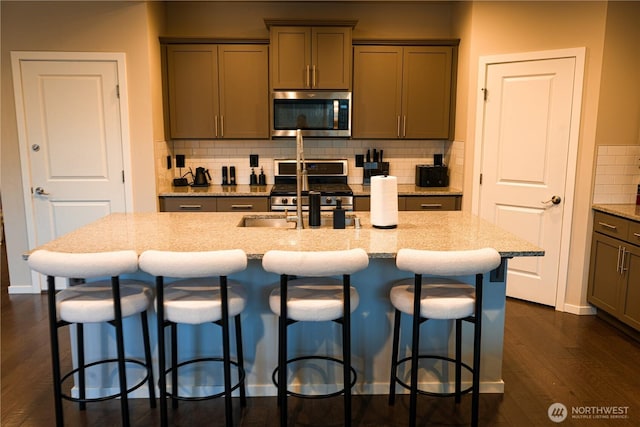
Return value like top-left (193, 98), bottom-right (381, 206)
top-left (31, 211), bottom-right (543, 259)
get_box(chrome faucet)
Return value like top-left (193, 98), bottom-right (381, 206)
top-left (287, 129), bottom-right (307, 229)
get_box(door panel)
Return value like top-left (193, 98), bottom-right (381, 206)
top-left (478, 57), bottom-right (577, 306)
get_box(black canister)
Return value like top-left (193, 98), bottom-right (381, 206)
top-left (308, 191), bottom-right (321, 228)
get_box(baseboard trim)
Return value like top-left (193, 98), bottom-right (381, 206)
top-left (563, 303), bottom-right (597, 315)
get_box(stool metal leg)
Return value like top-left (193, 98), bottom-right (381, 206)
top-left (388, 309), bottom-right (401, 405)
top-left (455, 319), bottom-right (462, 403)
top-left (77, 323), bottom-right (86, 410)
top-left (47, 276), bottom-right (64, 427)
top-left (171, 322), bottom-right (178, 409)
top-left (140, 311), bottom-right (157, 408)
top-left (156, 277), bottom-right (169, 427)
top-left (112, 276), bottom-right (130, 427)
top-left (278, 274), bottom-right (288, 427)
top-left (342, 274), bottom-right (352, 427)
top-left (409, 274), bottom-right (423, 427)
top-left (220, 276), bottom-right (234, 427)
top-left (235, 314), bottom-right (247, 407)
top-left (471, 273), bottom-right (484, 427)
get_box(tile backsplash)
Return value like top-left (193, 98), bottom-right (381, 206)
top-left (156, 139), bottom-right (464, 189)
top-left (593, 145), bottom-right (640, 204)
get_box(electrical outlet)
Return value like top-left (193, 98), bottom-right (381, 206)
top-left (250, 154), bottom-right (259, 167)
top-left (175, 154), bottom-right (185, 168)
top-left (355, 154), bottom-right (364, 167)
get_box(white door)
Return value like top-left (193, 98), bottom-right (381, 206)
top-left (13, 55), bottom-right (130, 291)
top-left (473, 50), bottom-right (584, 308)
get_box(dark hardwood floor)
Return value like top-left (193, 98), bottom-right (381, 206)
top-left (2, 242), bottom-right (639, 426)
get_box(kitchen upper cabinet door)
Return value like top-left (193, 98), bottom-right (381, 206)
top-left (311, 27), bottom-right (352, 89)
top-left (218, 45), bottom-right (269, 139)
top-left (402, 47), bottom-right (453, 139)
top-left (270, 26), bottom-right (351, 90)
top-left (270, 26), bottom-right (312, 89)
top-left (166, 45), bottom-right (219, 139)
top-left (352, 46), bottom-right (403, 138)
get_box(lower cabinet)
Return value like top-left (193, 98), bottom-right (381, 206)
top-left (160, 197), bottom-right (217, 212)
top-left (160, 196), bottom-right (269, 212)
top-left (354, 195), bottom-right (461, 212)
top-left (216, 197), bottom-right (269, 212)
top-left (588, 211), bottom-right (640, 331)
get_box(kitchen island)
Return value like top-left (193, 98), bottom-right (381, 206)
top-left (30, 211), bottom-right (542, 398)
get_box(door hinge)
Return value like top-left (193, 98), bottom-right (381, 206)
top-left (479, 173), bottom-right (483, 185)
top-left (481, 88), bottom-right (487, 101)
top-left (116, 85), bottom-right (120, 99)
top-left (122, 170), bottom-right (125, 183)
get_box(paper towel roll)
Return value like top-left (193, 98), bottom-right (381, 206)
top-left (370, 175), bottom-right (398, 228)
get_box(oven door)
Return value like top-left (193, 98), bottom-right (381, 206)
top-left (272, 91), bottom-right (351, 138)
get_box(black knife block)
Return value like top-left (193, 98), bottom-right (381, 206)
top-left (363, 162), bottom-right (390, 185)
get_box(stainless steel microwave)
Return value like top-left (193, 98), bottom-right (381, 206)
top-left (271, 91), bottom-right (352, 138)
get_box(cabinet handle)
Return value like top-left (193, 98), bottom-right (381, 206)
top-left (397, 116), bottom-right (401, 138)
top-left (620, 247), bottom-right (628, 274)
top-left (616, 246), bottom-right (622, 274)
top-left (230, 204), bottom-right (254, 210)
top-left (403, 115), bottom-right (407, 138)
top-left (633, 232), bottom-right (640, 239)
top-left (312, 65), bottom-right (317, 88)
top-left (598, 221), bottom-right (617, 230)
top-left (220, 116), bottom-right (224, 138)
top-left (214, 116), bottom-right (219, 138)
top-left (420, 203), bottom-right (443, 209)
top-left (305, 65), bottom-right (310, 88)
top-left (179, 204), bottom-right (202, 210)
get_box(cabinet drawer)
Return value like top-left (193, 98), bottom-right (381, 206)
top-left (216, 197), bottom-right (269, 212)
top-left (402, 196), bottom-right (460, 211)
top-left (628, 221), bottom-right (640, 245)
top-left (160, 197), bottom-right (217, 212)
top-left (593, 211), bottom-right (629, 239)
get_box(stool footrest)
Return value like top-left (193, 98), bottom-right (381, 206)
top-left (272, 355), bottom-right (357, 400)
top-left (393, 355), bottom-right (473, 397)
top-left (60, 358), bottom-right (150, 403)
top-left (164, 357), bottom-right (245, 402)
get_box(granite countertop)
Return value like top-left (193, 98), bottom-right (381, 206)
top-left (30, 211), bottom-right (543, 260)
top-left (593, 204), bottom-right (640, 222)
top-left (158, 184), bottom-right (462, 197)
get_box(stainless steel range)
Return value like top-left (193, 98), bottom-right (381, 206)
top-left (270, 159), bottom-right (353, 211)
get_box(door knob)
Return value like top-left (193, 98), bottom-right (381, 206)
top-left (34, 187), bottom-right (50, 195)
top-left (542, 195), bottom-right (561, 205)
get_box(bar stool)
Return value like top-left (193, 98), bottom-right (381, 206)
top-left (27, 249), bottom-right (156, 427)
top-left (388, 248), bottom-right (501, 427)
top-left (262, 248), bottom-right (369, 427)
top-left (138, 249), bottom-right (248, 427)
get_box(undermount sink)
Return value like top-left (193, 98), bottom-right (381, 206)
top-left (238, 215), bottom-right (358, 228)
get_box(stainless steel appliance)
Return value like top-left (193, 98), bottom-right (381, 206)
top-left (271, 91), bottom-right (352, 138)
top-left (270, 159), bottom-right (353, 211)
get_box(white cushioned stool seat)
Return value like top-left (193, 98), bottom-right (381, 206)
top-left (163, 277), bottom-right (248, 324)
top-left (57, 280), bottom-right (152, 324)
top-left (390, 278), bottom-right (475, 320)
top-left (269, 278), bottom-right (360, 322)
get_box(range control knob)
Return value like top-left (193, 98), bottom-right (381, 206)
top-left (325, 197), bottom-right (333, 204)
top-left (292, 198), bottom-right (297, 205)
top-left (281, 198), bottom-right (288, 205)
